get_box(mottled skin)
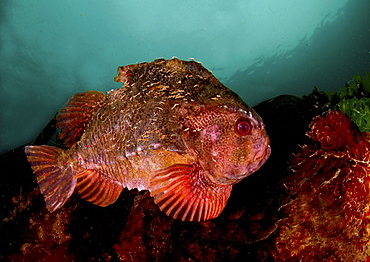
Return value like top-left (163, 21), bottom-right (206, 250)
top-left (25, 58), bottom-right (270, 222)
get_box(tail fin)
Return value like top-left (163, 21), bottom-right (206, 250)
top-left (25, 145), bottom-right (76, 212)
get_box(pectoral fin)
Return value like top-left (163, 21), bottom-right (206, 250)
top-left (149, 164), bottom-right (232, 222)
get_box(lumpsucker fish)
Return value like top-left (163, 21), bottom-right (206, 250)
top-left (25, 58), bottom-right (271, 222)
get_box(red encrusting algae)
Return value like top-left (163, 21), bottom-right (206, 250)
top-left (274, 110), bottom-right (370, 261)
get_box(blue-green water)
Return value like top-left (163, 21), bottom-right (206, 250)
top-left (0, 0), bottom-right (369, 153)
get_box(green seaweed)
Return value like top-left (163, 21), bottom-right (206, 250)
top-left (338, 73), bottom-right (370, 132)
top-left (304, 73), bottom-right (370, 132)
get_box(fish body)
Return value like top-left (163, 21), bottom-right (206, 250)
top-left (25, 58), bottom-right (270, 221)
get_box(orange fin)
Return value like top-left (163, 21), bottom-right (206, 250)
top-left (56, 90), bottom-right (107, 148)
top-left (76, 170), bottom-right (123, 207)
top-left (149, 164), bottom-right (232, 222)
top-left (25, 145), bottom-right (76, 212)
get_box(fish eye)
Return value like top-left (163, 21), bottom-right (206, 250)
top-left (235, 118), bottom-right (252, 136)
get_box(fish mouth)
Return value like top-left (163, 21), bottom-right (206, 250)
top-left (226, 135), bottom-right (271, 182)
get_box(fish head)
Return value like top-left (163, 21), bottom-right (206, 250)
top-left (182, 104), bottom-right (270, 186)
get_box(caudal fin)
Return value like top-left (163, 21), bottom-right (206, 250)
top-left (25, 145), bottom-right (76, 212)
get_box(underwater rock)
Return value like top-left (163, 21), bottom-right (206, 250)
top-left (273, 110), bottom-right (370, 261)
